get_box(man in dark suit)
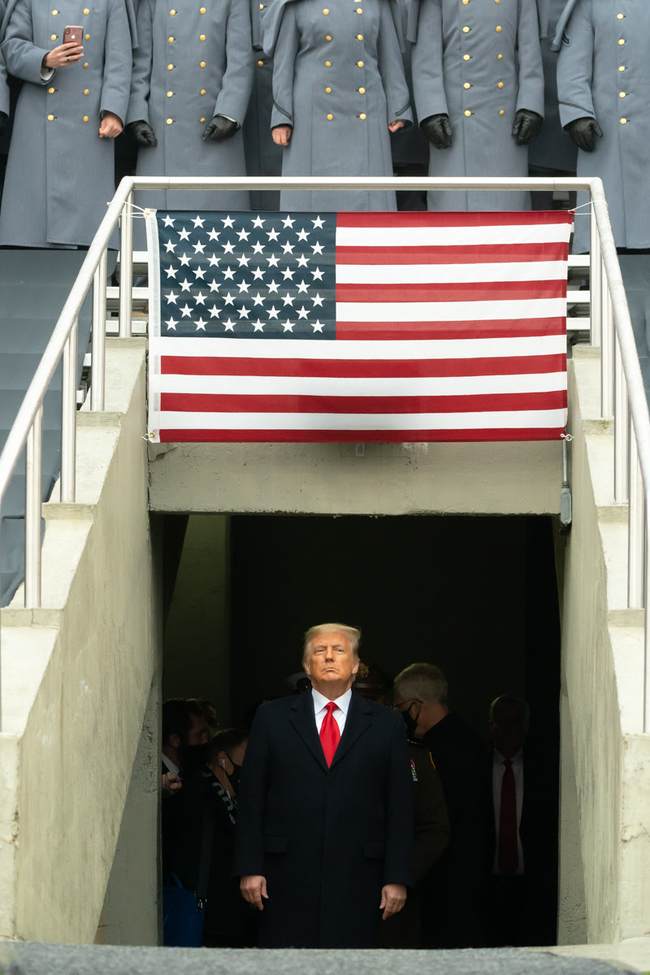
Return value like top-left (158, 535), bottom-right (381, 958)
top-left (234, 623), bottom-right (414, 948)
top-left (393, 663), bottom-right (489, 948)
top-left (485, 695), bottom-right (558, 947)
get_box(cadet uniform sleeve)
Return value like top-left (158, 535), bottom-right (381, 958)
top-left (515, 0), bottom-right (544, 116)
top-left (378, 1), bottom-right (412, 124)
top-left (270, 4), bottom-right (298, 128)
top-left (126, 0), bottom-right (153, 124)
top-left (1, 0), bottom-right (52, 86)
top-left (214, 0), bottom-right (254, 126)
top-left (383, 711), bottom-right (414, 888)
top-left (556, 0), bottom-right (595, 128)
top-left (233, 704), bottom-right (271, 878)
top-left (101, 0), bottom-right (132, 123)
top-left (0, 58), bottom-right (9, 116)
top-left (410, 0), bottom-right (448, 123)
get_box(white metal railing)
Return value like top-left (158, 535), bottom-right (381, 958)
top-left (0, 176), bottom-right (648, 732)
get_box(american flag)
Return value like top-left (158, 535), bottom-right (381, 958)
top-left (147, 209), bottom-right (573, 443)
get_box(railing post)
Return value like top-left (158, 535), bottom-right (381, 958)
top-left (590, 207), bottom-right (602, 349)
top-left (600, 269), bottom-right (614, 419)
top-left (25, 405), bottom-right (43, 609)
top-left (645, 512), bottom-right (650, 732)
top-left (119, 192), bottom-right (134, 339)
top-left (614, 336), bottom-right (629, 503)
top-left (91, 250), bottom-right (107, 411)
top-left (61, 318), bottom-right (78, 504)
top-left (629, 434), bottom-right (645, 609)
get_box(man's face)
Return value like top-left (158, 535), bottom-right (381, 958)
top-left (304, 631), bottom-right (359, 690)
top-left (185, 713), bottom-right (210, 747)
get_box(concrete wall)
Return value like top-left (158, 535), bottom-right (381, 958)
top-left (149, 441), bottom-right (563, 515)
top-left (0, 340), bottom-right (160, 944)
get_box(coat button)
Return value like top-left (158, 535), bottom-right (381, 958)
top-left (618, 37), bottom-right (625, 45)
top-left (356, 59), bottom-right (364, 67)
top-left (324, 85), bottom-right (332, 93)
top-left (356, 33), bottom-right (364, 40)
top-left (167, 62), bottom-right (174, 70)
top-left (464, 109), bottom-right (473, 117)
top-left (168, 34), bottom-right (175, 42)
top-left (200, 4), bottom-right (207, 10)
top-left (83, 87), bottom-right (90, 95)
top-left (199, 33), bottom-right (206, 40)
top-left (200, 87), bottom-right (207, 95)
top-left (356, 6), bottom-right (363, 11)
top-left (169, 7), bottom-right (177, 13)
top-left (51, 8), bottom-right (58, 14)
top-left (199, 116), bottom-right (206, 123)
top-left (166, 117), bottom-right (174, 124)
top-left (495, 24), bottom-right (502, 32)
top-left (619, 91), bottom-right (626, 98)
top-left (83, 6), bottom-right (90, 13)
top-left (257, 58), bottom-right (264, 66)
top-left (50, 33), bottom-right (58, 40)
top-left (496, 52), bottom-right (504, 59)
top-left (83, 61), bottom-right (89, 68)
top-left (324, 59), bottom-right (332, 66)
top-left (199, 60), bottom-right (207, 67)
top-left (166, 90), bottom-right (174, 97)
top-left (616, 12), bottom-right (624, 19)
top-left (322, 6), bottom-right (329, 12)
top-left (496, 80), bottom-right (504, 88)
top-left (324, 33), bottom-right (333, 41)
top-left (85, 33), bottom-right (91, 40)
top-left (47, 114), bottom-right (56, 121)
top-left (462, 0), bottom-right (470, 4)
top-left (461, 25), bottom-right (470, 32)
top-left (326, 113), bottom-right (334, 120)
top-left (82, 115), bottom-right (89, 122)
top-left (620, 116), bottom-right (628, 124)
top-left (463, 53), bottom-right (471, 61)
top-left (618, 65), bottom-right (626, 72)
top-left (358, 85), bottom-right (365, 94)
top-left (463, 82), bottom-right (471, 89)
top-left (358, 112), bottom-right (366, 120)
top-left (498, 108), bottom-right (505, 116)
top-left (48, 86), bottom-right (56, 94)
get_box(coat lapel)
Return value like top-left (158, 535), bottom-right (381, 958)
top-left (330, 692), bottom-right (373, 769)
top-left (289, 692), bottom-right (327, 772)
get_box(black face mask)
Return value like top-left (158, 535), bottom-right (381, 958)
top-left (400, 705), bottom-right (419, 740)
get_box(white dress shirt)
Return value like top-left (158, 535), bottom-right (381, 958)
top-left (162, 752), bottom-right (180, 776)
top-left (492, 748), bottom-right (525, 875)
top-left (312, 687), bottom-right (352, 736)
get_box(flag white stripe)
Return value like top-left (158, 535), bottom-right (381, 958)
top-left (152, 409), bottom-right (567, 431)
top-left (152, 333), bottom-right (566, 360)
top-left (336, 298), bottom-right (567, 323)
top-left (335, 224), bottom-right (573, 247)
top-left (153, 371), bottom-right (567, 397)
top-left (336, 261), bottom-right (569, 285)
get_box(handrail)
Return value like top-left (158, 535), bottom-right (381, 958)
top-left (1, 175), bottom-right (648, 732)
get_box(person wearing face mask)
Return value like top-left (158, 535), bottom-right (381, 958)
top-left (393, 663), bottom-right (489, 949)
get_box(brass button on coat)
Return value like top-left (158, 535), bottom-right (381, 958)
top-left (47, 113), bottom-right (56, 121)
top-left (199, 59), bottom-right (207, 67)
top-left (83, 6), bottom-right (90, 13)
top-left (50, 33), bottom-right (58, 40)
top-left (463, 81), bottom-right (471, 89)
top-left (167, 62), bottom-right (174, 69)
top-left (324, 59), bottom-right (332, 66)
top-left (83, 87), bottom-right (90, 95)
top-left (356, 33), bottom-right (364, 40)
top-left (326, 112), bottom-right (334, 120)
top-left (200, 87), bottom-right (207, 95)
top-left (324, 85), bottom-right (332, 93)
top-left (85, 32), bottom-right (91, 40)
top-left (48, 86), bottom-right (56, 94)
top-left (82, 115), bottom-right (89, 122)
top-left (256, 58), bottom-right (264, 66)
top-left (166, 117), bottom-right (174, 124)
top-left (496, 80), bottom-right (504, 88)
top-left (464, 109), bottom-right (473, 117)
top-left (358, 85), bottom-right (366, 93)
top-left (358, 112), bottom-right (367, 119)
top-left (166, 89), bottom-right (174, 96)
top-left (356, 59), bottom-right (364, 67)
top-left (199, 33), bottom-right (206, 40)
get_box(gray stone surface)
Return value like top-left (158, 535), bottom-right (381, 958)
top-left (0, 945), bottom-right (637, 975)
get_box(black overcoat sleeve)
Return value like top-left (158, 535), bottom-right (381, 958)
top-left (383, 712), bottom-right (415, 887)
top-left (234, 703), bottom-right (270, 877)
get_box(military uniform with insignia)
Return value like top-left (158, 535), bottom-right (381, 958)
top-left (409, 0), bottom-right (545, 211)
top-left (127, 0), bottom-right (253, 223)
top-left (0, 0), bottom-right (132, 247)
top-left (262, 0), bottom-right (413, 211)
top-left (244, 0), bottom-right (282, 210)
top-left (556, 0), bottom-right (650, 253)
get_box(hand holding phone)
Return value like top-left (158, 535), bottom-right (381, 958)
top-left (63, 25), bottom-right (83, 45)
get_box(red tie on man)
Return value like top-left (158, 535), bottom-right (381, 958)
top-left (320, 701), bottom-right (341, 767)
top-left (498, 758), bottom-right (519, 875)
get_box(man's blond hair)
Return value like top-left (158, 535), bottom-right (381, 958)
top-left (303, 623), bottom-right (361, 662)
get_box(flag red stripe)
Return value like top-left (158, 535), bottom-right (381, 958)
top-left (336, 211), bottom-right (574, 228)
top-left (337, 318), bottom-right (566, 340)
top-left (157, 427), bottom-right (566, 443)
top-left (160, 390), bottom-right (568, 415)
top-left (161, 353), bottom-right (566, 379)
top-left (336, 243), bottom-right (570, 264)
top-left (336, 280), bottom-right (566, 302)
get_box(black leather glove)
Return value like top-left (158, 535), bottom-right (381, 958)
top-left (202, 114), bottom-right (238, 142)
top-left (127, 119), bottom-right (157, 148)
top-left (512, 109), bottom-right (543, 146)
top-left (0, 111), bottom-right (7, 134)
top-left (566, 116), bottom-right (603, 152)
top-left (420, 113), bottom-right (453, 149)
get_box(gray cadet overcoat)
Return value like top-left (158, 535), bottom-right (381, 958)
top-left (245, 0), bottom-right (282, 208)
top-left (263, 0), bottom-right (412, 211)
top-left (0, 0), bottom-right (9, 119)
top-left (0, 0), bottom-right (131, 247)
top-left (528, 0), bottom-right (576, 171)
top-left (409, 0), bottom-right (544, 210)
top-left (127, 0), bottom-right (253, 220)
top-left (556, 0), bottom-right (650, 253)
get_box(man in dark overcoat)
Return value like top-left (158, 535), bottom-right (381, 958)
top-left (234, 623), bottom-right (414, 949)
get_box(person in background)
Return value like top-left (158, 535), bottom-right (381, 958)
top-left (161, 698), bottom-right (210, 793)
top-left (0, 0), bottom-right (131, 247)
top-left (393, 662), bottom-right (488, 948)
top-left (355, 662), bottom-right (450, 948)
top-left (486, 695), bottom-right (558, 947)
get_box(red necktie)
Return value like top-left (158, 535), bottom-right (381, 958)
top-left (498, 758), bottom-right (519, 875)
top-left (319, 701), bottom-right (341, 767)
